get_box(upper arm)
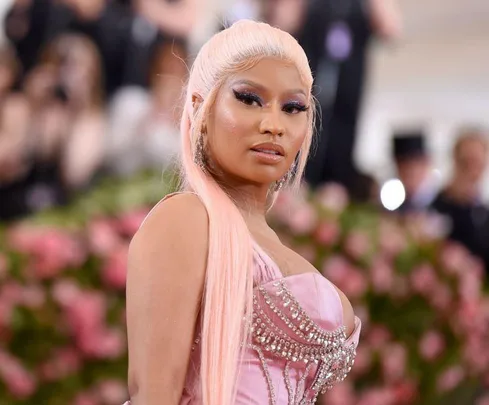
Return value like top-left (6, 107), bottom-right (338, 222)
top-left (126, 193), bottom-right (208, 404)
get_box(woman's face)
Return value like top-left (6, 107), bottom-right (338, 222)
top-left (202, 58), bottom-right (310, 189)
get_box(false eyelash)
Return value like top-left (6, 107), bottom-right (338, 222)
top-left (283, 102), bottom-right (309, 113)
top-left (233, 89), bottom-right (262, 106)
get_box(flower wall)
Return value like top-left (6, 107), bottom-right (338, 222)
top-left (0, 175), bottom-right (488, 404)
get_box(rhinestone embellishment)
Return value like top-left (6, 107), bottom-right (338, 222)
top-left (249, 280), bottom-right (357, 404)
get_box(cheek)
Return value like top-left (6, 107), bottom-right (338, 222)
top-left (289, 119), bottom-right (309, 154)
top-left (211, 103), bottom-right (253, 153)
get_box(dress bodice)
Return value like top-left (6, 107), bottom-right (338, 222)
top-left (180, 242), bottom-right (361, 405)
top-left (124, 193), bottom-right (361, 404)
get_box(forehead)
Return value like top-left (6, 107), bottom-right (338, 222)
top-left (225, 58), bottom-right (308, 96)
top-left (458, 138), bottom-right (488, 155)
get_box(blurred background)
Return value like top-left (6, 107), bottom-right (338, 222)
top-left (0, 0), bottom-right (489, 404)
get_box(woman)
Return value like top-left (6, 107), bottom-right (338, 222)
top-left (125, 20), bottom-right (361, 405)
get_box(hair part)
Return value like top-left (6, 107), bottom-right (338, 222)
top-left (178, 20), bottom-right (316, 405)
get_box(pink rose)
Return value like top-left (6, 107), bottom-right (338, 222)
top-left (117, 210), bottom-right (149, 237)
top-left (97, 328), bottom-right (126, 359)
top-left (97, 379), bottom-right (128, 404)
top-left (463, 335), bottom-right (489, 372)
top-left (344, 231), bottom-right (370, 260)
top-left (419, 330), bottom-right (445, 361)
top-left (0, 351), bottom-right (37, 399)
top-left (429, 284), bottom-right (452, 312)
top-left (1, 281), bottom-right (23, 305)
top-left (439, 243), bottom-right (470, 276)
top-left (341, 267), bottom-right (368, 299)
top-left (87, 218), bottom-right (122, 256)
top-left (66, 291), bottom-right (107, 337)
top-left (356, 387), bottom-right (395, 405)
top-left (52, 279), bottom-right (81, 307)
top-left (378, 221), bottom-right (407, 258)
top-left (316, 183), bottom-right (349, 213)
top-left (322, 255), bottom-right (351, 283)
top-left (476, 394), bottom-right (489, 405)
top-left (73, 392), bottom-right (100, 405)
top-left (0, 253), bottom-right (7, 279)
top-left (11, 228), bottom-right (86, 280)
top-left (393, 380), bottom-right (418, 404)
top-left (314, 220), bottom-right (340, 247)
top-left (102, 245), bottom-right (128, 289)
top-left (79, 327), bottom-right (125, 359)
top-left (39, 347), bottom-right (81, 381)
top-left (381, 343), bottom-right (407, 382)
top-left (410, 264), bottom-right (437, 296)
top-left (321, 380), bottom-right (355, 405)
top-left (20, 284), bottom-right (46, 309)
top-left (459, 271), bottom-right (482, 302)
top-left (370, 258), bottom-right (394, 294)
top-left (287, 204), bottom-right (317, 235)
top-left (6, 225), bottom-right (39, 252)
top-left (34, 231), bottom-right (84, 277)
top-left (436, 366), bottom-right (465, 393)
top-left (367, 325), bottom-right (391, 350)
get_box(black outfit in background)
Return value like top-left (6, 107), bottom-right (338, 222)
top-left (6, 0), bottom-right (163, 98)
top-left (0, 159), bottom-right (68, 222)
top-left (431, 192), bottom-right (489, 274)
top-left (298, 0), bottom-right (373, 193)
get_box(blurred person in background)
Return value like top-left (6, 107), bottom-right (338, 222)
top-left (105, 40), bottom-right (186, 176)
top-left (5, 0), bottom-right (161, 97)
top-left (262, 0), bottom-right (308, 37)
top-left (0, 44), bottom-right (31, 221)
top-left (0, 33), bottom-right (106, 222)
top-left (432, 128), bottom-right (489, 273)
top-left (392, 130), bottom-right (439, 213)
top-left (299, 0), bottom-right (402, 198)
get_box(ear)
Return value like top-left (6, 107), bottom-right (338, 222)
top-left (191, 92), bottom-right (204, 114)
top-left (192, 92), bottom-right (206, 133)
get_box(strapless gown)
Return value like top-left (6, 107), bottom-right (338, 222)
top-left (124, 194), bottom-right (361, 404)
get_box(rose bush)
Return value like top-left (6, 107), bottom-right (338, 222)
top-left (0, 173), bottom-right (488, 404)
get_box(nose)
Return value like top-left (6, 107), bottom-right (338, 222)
top-left (259, 106), bottom-right (285, 137)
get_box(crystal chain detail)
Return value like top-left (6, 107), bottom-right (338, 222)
top-left (249, 279), bottom-right (357, 404)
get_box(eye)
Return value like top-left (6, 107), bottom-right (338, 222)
top-left (283, 101), bottom-right (309, 115)
top-left (233, 89), bottom-right (262, 107)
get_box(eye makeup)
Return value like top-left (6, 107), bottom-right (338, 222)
top-left (232, 87), bottom-right (309, 114)
top-left (233, 89), bottom-right (263, 106)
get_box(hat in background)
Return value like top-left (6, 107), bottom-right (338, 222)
top-left (392, 130), bottom-right (427, 160)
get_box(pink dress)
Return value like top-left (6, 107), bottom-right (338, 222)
top-left (125, 195), bottom-right (361, 405)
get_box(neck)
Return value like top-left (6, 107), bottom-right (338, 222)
top-left (204, 162), bottom-right (273, 221)
top-left (446, 176), bottom-right (479, 203)
top-left (227, 185), bottom-right (271, 222)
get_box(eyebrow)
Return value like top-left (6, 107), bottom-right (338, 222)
top-left (231, 79), bottom-right (307, 97)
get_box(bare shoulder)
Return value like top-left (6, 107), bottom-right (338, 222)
top-left (128, 193), bottom-right (209, 273)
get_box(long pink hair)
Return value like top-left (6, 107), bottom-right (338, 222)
top-left (179, 20), bottom-right (316, 404)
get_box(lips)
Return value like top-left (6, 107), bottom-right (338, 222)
top-left (250, 143), bottom-right (285, 156)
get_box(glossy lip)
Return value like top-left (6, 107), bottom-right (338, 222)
top-left (250, 142), bottom-right (285, 157)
